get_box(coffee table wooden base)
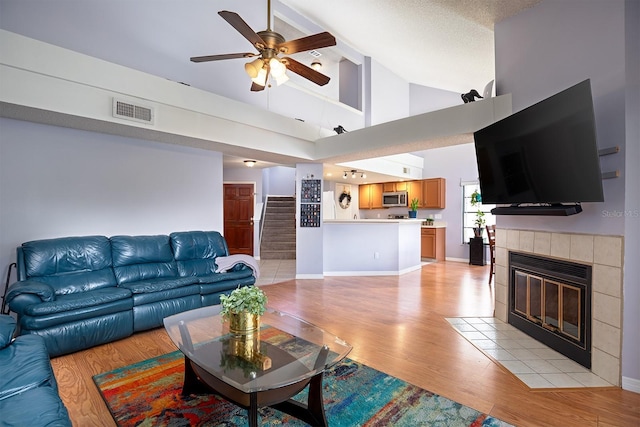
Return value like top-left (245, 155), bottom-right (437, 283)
top-left (183, 357), bottom-right (328, 426)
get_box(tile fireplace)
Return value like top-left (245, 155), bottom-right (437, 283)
top-left (494, 229), bottom-right (623, 386)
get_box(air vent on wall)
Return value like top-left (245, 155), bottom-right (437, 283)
top-left (112, 98), bottom-right (154, 125)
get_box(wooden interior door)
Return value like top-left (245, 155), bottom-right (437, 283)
top-left (223, 183), bottom-right (254, 255)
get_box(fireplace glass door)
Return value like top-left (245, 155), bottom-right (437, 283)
top-left (513, 270), bottom-right (582, 344)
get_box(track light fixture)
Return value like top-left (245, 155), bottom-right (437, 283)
top-left (334, 125), bottom-right (347, 134)
top-left (342, 169), bottom-right (366, 180)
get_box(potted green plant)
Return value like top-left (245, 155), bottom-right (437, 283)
top-left (409, 197), bottom-right (420, 218)
top-left (220, 285), bottom-right (268, 334)
top-left (470, 189), bottom-right (485, 238)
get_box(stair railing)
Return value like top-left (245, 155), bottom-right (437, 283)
top-left (258, 195), bottom-right (270, 242)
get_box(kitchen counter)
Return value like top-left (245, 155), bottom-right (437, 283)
top-left (323, 219), bottom-right (422, 276)
top-left (324, 219), bottom-right (423, 223)
top-left (323, 219), bottom-right (446, 228)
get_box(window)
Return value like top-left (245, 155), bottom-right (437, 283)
top-left (462, 183), bottom-right (495, 243)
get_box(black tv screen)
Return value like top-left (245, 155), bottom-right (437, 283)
top-left (473, 79), bottom-right (604, 205)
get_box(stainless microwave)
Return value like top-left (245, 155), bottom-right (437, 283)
top-left (382, 191), bottom-right (408, 207)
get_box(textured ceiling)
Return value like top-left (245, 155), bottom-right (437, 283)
top-left (281, 0), bottom-right (541, 92)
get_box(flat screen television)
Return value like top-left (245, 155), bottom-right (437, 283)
top-left (473, 79), bottom-right (604, 215)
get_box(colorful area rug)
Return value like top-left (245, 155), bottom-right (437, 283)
top-left (93, 351), bottom-right (514, 426)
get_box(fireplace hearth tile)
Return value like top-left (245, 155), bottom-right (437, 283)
top-left (507, 348), bottom-right (540, 360)
top-left (523, 359), bottom-right (563, 374)
top-left (516, 373), bottom-right (554, 388)
top-left (484, 348), bottom-right (518, 361)
top-left (568, 372), bottom-right (613, 387)
top-left (530, 348), bottom-right (565, 359)
top-left (446, 317), bottom-right (616, 389)
top-left (513, 338), bottom-right (549, 349)
top-left (548, 358), bottom-right (589, 373)
top-left (541, 373), bottom-right (584, 388)
top-left (501, 360), bottom-right (536, 374)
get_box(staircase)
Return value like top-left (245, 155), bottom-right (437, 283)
top-left (260, 196), bottom-right (296, 259)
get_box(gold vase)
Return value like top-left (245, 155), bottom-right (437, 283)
top-left (228, 311), bottom-right (260, 335)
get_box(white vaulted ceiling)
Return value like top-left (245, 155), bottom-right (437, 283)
top-left (0, 0), bottom-right (539, 177)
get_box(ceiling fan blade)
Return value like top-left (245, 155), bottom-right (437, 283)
top-left (283, 57), bottom-right (330, 86)
top-left (277, 32), bottom-right (336, 55)
top-left (218, 10), bottom-right (266, 49)
top-left (190, 53), bottom-right (255, 63)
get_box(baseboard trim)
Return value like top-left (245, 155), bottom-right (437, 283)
top-left (324, 270), bottom-right (400, 276)
top-left (622, 376), bottom-right (640, 393)
top-left (295, 274), bottom-right (324, 280)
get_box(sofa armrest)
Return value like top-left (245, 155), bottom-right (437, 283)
top-left (6, 281), bottom-right (55, 315)
top-left (0, 315), bottom-right (17, 349)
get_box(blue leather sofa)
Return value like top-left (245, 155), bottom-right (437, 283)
top-left (5, 231), bottom-right (256, 357)
top-left (0, 314), bottom-right (72, 426)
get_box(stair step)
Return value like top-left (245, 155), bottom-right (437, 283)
top-left (261, 242), bottom-right (296, 251)
top-left (260, 196), bottom-right (296, 260)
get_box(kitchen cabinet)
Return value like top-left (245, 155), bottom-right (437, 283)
top-left (406, 181), bottom-right (423, 206)
top-left (359, 183), bottom-right (383, 209)
top-left (423, 178), bottom-right (446, 209)
top-left (382, 182), bottom-right (396, 192)
top-left (421, 227), bottom-right (446, 261)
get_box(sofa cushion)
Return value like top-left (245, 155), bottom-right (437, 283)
top-left (0, 315), bottom-right (16, 350)
top-left (117, 276), bottom-right (198, 295)
top-left (20, 236), bottom-right (116, 295)
top-left (111, 235), bottom-right (178, 285)
top-left (0, 384), bottom-right (72, 426)
top-left (170, 231), bottom-right (228, 277)
top-left (22, 287), bottom-right (132, 317)
top-left (0, 334), bottom-right (55, 401)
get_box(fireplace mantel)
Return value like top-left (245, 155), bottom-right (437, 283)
top-left (493, 228), bottom-right (623, 386)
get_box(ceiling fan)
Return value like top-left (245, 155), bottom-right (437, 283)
top-left (190, 0), bottom-right (336, 92)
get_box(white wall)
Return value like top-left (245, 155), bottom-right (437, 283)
top-left (262, 166), bottom-right (296, 198)
top-left (410, 84), bottom-right (464, 115)
top-left (0, 118), bottom-right (224, 296)
top-left (369, 59), bottom-right (411, 125)
top-left (495, 0), bottom-right (638, 387)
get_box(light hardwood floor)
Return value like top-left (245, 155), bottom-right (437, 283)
top-left (51, 261), bottom-right (640, 426)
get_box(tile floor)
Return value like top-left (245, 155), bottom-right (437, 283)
top-left (254, 259), bottom-right (296, 286)
top-left (446, 317), bottom-right (614, 389)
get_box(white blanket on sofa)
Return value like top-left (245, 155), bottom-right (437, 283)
top-left (215, 255), bottom-right (260, 279)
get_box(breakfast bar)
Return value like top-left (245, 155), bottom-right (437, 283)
top-left (322, 219), bottom-right (422, 276)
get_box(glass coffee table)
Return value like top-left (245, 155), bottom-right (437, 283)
top-left (164, 305), bottom-right (352, 426)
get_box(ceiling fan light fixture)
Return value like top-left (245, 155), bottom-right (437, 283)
top-left (311, 61), bottom-right (322, 71)
top-left (274, 72), bottom-right (289, 86)
top-left (269, 58), bottom-right (286, 78)
top-left (244, 58), bottom-right (264, 78)
top-left (251, 68), bottom-right (268, 87)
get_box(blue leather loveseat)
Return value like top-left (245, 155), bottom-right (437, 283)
top-left (5, 231), bottom-right (256, 357)
top-left (0, 314), bottom-right (72, 426)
